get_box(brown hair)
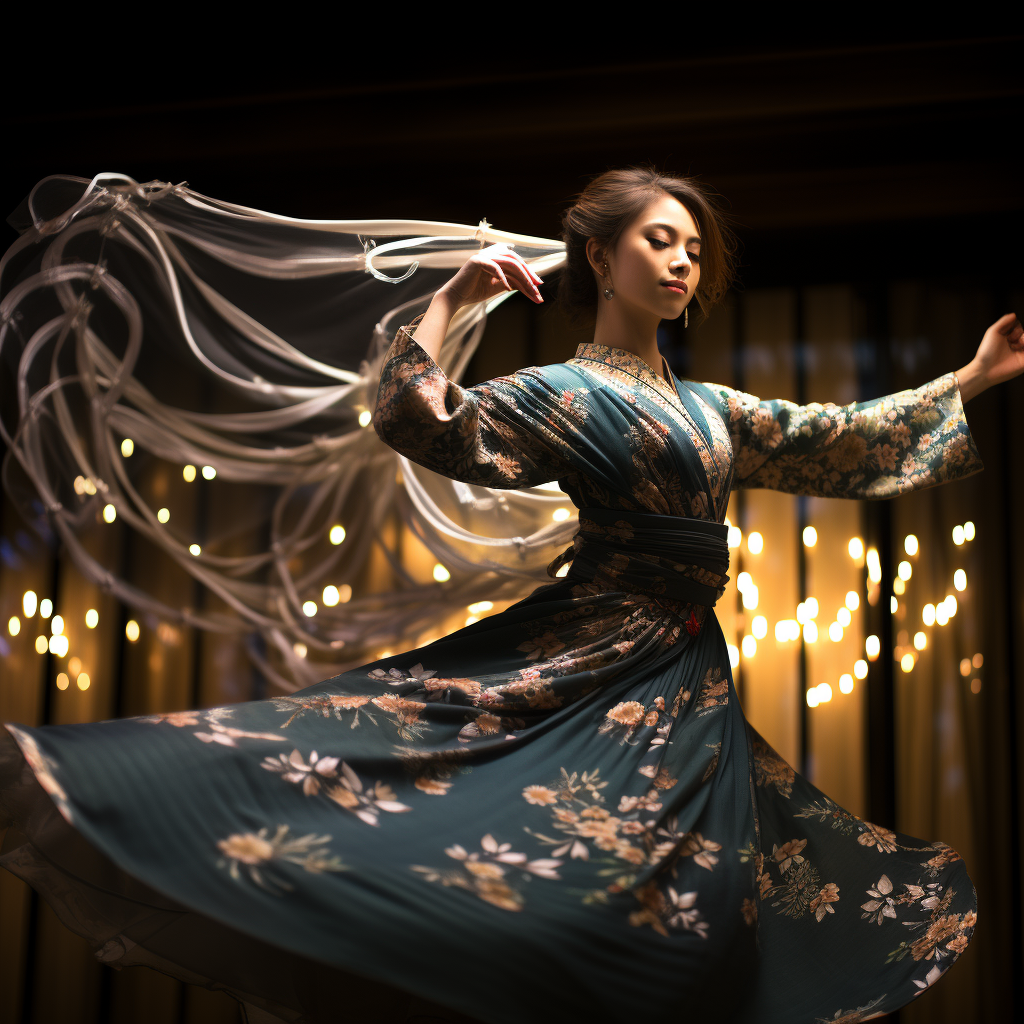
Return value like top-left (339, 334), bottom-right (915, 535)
top-left (557, 165), bottom-right (739, 328)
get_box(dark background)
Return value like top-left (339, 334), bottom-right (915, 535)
top-left (2, 29), bottom-right (1022, 1024)
top-left (4, 31), bottom-right (1021, 288)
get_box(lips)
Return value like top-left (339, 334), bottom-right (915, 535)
top-left (661, 282), bottom-right (687, 294)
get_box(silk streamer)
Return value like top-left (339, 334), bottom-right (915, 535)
top-left (0, 174), bottom-right (574, 690)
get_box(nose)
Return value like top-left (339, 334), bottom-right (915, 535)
top-left (670, 255), bottom-right (691, 277)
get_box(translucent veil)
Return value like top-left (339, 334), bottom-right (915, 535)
top-left (0, 173), bottom-right (576, 691)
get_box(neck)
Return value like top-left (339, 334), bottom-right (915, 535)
top-left (591, 300), bottom-right (667, 381)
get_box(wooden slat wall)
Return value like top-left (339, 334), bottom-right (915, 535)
top-left (0, 496), bottom-right (52, 1024)
top-left (803, 285), bottom-right (867, 817)
top-left (734, 289), bottom-right (803, 770)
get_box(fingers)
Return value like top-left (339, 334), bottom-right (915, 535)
top-left (492, 251), bottom-right (544, 302)
top-left (489, 243), bottom-right (544, 284)
top-left (480, 260), bottom-right (512, 293)
top-left (996, 311), bottom-right (1021, 333)
top-left (476, 244), bottom-right (544, 302)
top-left (993, 312), bottom-right (1023, 348)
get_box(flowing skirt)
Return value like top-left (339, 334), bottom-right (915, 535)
top-left (0, 579), bottom-right (977, 1023)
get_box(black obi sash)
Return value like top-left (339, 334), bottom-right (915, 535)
top-left (547, 506), bottom-right (731, 608)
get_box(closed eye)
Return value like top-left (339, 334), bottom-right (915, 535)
top-left (649, 238), bottom-right (701, 263)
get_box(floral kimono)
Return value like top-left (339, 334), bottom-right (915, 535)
top-left (0, 315), bottom-right (983, 1024)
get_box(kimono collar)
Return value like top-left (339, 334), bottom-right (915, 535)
top-left (573, 342), bottom-right (674, 390)
top-left (573, 341), bottom-right (718, 453)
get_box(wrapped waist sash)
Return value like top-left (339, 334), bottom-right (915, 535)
top-left (547, 507), bottom-right (731, 608)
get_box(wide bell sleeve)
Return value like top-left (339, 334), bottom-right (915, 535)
top-left (701, 372), bottom-right (984, 499)
top-left (372, 316), bottom-right (582, 489)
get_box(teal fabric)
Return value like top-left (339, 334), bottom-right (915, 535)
top-left (1, 325), bottom-right (984, 1023)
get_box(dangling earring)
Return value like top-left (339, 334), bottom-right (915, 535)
top-left (684, 307), bottom-right (688, 328)
top-left (602, 262), bottom-right (614, 300)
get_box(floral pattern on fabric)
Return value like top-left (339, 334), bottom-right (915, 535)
top-left (261, 749), bottom-right (414, 824)
top-left (701, 374), bottom-right (984, 499)
top-left (2, 321), bottom-right (986, 1024)
top-left (373, 317), bottom-right (582, 490)
top-left (410, 832), bottom-right (564, 911)
top-left (216, 825), bottom-right (348, 896)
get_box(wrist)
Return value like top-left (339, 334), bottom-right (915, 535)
top-left (432, 285), bottom-right (465, 318)
top-left (954, 360), bottom-right (985, 403)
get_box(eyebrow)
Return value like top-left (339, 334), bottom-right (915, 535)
top-left (644, 222), bottom-right (701, 245)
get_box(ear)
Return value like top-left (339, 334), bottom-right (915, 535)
top-left (585, 237), bottom-right (607, 277)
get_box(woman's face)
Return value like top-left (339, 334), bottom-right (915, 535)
top-left (588, 193), bottom-right (701, 321)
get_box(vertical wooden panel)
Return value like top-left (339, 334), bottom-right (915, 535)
top-left (29, 901), bottom-right (102, 1024)
top-left (119, 457), bottom-right (201, 718)
top-left (195, 469), bottom-right (269, 710)
top-left (889, 281), bottom-right (989, 1024)
top-left (687, 294), bottom-right (737, 387)
top-left (0, 510), bottom-right (50, 727)
top-left (0, 868), bottom-right (31, 1024)
top-left (48, 515), bottom-right (121, 726)
top-left (180, 984), bottom-right (241, 1023)
top-left (23, 513), bottom-right (123, 1018)
top-left (108, 966), bottom-right (182, 1024)
top-left (1004, 284), bottom-right (1024, 1022)
top-left (739, 289), bottom-right (802, 767)
top-left (0, 496), bottom-right (52, 1024)
top-left (802, 286), bottom-right (867, 815)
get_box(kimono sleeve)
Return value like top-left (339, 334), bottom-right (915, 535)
top-left (372, 318), bottom-right (581, 489)
top-left (701, 372), bottom-right (984, 499)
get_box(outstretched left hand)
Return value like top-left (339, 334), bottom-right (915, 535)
top-left (973, 312), bottom-right (1024, 387)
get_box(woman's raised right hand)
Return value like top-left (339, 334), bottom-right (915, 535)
top-left (439, 243), bottom-right (545, 309)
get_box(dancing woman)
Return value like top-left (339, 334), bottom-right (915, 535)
top-left (2, 166), bottom-right (1022, 1024)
